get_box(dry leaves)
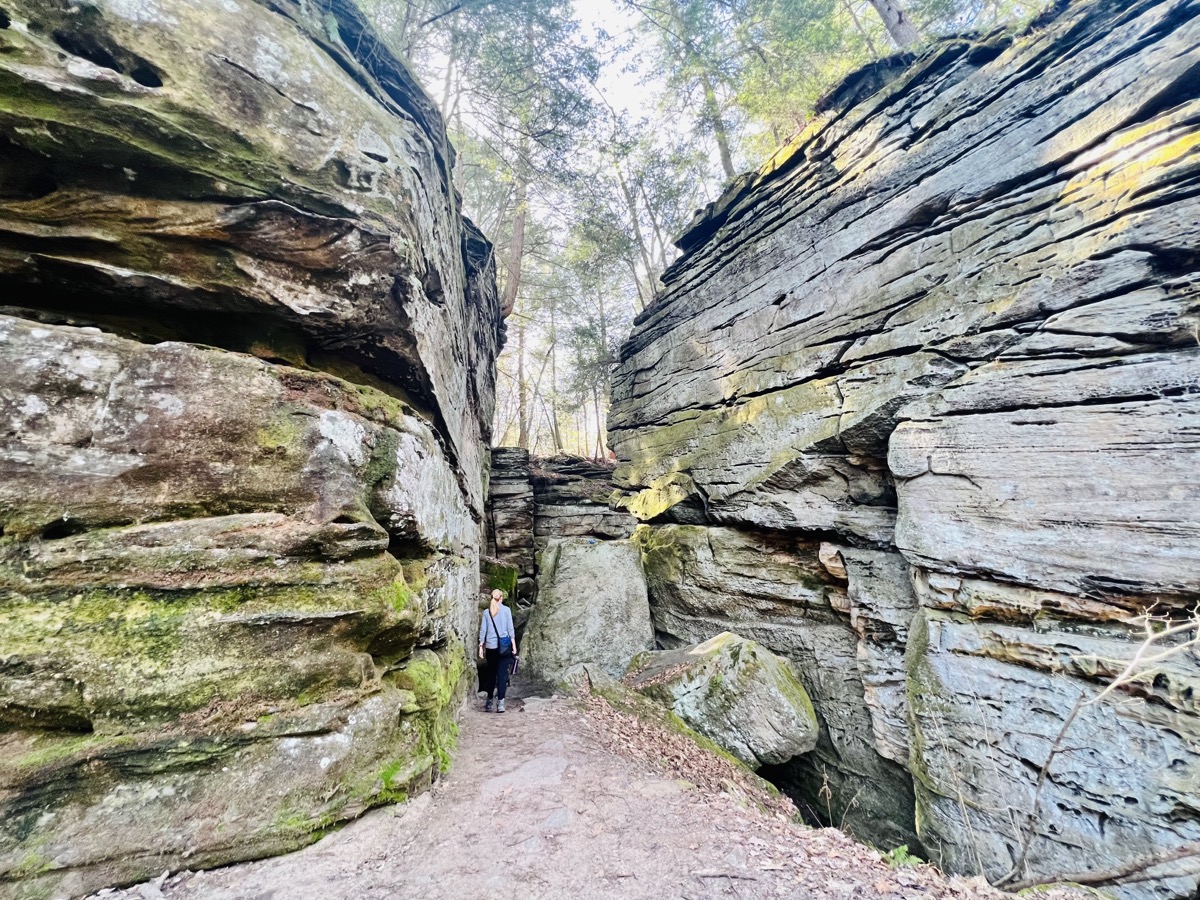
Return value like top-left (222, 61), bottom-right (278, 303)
top-left (576, 681), bottom-right (1090, 900)
top-left (577, 682), bottom-right (795, 820)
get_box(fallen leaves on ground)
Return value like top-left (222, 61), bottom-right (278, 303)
top-left (578, 679), bottom-right (795, 820)
top-left (576, 680), bottom-right (1089, 900)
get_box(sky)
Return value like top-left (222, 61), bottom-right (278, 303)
top-left (575, 0), bottom-right (656, 116)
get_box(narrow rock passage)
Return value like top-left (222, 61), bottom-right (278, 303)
top-left (96, 687), bottom-right (1068, 900)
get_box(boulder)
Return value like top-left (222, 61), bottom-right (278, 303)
top-left (625, 632), bottom-right (818, 768)
top-left (522, 539), bottom-right (654, 682)
top-left (632, 524), bottom-right (920, 848)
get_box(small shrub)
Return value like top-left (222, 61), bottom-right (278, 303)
top-left (883, 845), bottom-right (923, 868)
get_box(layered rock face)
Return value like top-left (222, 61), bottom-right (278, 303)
top-left (0, 1), bottom-right (500, 897)
top-left (485, 451), bottom-right (645, 683)
top-left (485, 448), bottom-right (536, 598)
top-left (610, 0), bottom-right (1200, 894)
top-left (531, 454), bottom-right (637, 548)
top-left (484, 449), bottom-right (636, 604)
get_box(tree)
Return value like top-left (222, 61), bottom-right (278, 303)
top-left (623, 0), bottom-right (745, 178)
top-left (386, 0), bottom-right (1041, 456)
top-left (868, 0), bottom-right (922, 47)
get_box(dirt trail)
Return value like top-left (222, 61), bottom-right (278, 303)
top-left (93, 685), bottom-right (1060, 900)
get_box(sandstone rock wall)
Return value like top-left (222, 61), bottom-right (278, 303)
top-left (485, 447), bottom-right (536, 597)
top-left (484, 450), bottom-right (636, 603)
top-left (609, 0), bottom-right (1200, 895)
top-left (531, 454), bottom-right (637, 548)
top-left (0, 1), bottom-right (501, 896)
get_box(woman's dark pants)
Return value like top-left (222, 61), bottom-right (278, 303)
top-left (483, 648), bottom-right (514, 700)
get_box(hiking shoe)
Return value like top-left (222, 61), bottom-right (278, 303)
top-left (483, 699), bottom-right (492, 712)
top-left (497, 699), bottom-right (506, 713)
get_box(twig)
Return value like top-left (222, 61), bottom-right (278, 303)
top-left (996, 692), bottom-right (1085, 886)
top-left (1008, 841), bottom-right (1200, 891)
top-left (418, 2), bottom-right (464, 29)
top-left (695, 872), bottom-right (758, 880)
top-left (998, 606), bottom-right (1199, 888)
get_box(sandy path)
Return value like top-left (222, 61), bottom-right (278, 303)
top-left (94, 686), bottom-right (1047, 900)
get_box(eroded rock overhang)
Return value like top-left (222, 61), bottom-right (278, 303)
top-left (0, 0), bottom-right (502, 896)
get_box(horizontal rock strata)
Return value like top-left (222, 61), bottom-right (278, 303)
top-left (531, 454), bottom-right (637, 548)
top-left (485, 447), bottom-right (536, 598)
top-left (632, 525), bottom-right (920, 847)
top-left (484, 451), bottom-right (637, 608)
top-left (0, 1), bottom-right (500, 896)
top-left (609, 0), bottom-right (1200, 895)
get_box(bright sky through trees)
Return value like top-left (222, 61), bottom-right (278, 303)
top-left (359, 0), bottom-right (1044, 459)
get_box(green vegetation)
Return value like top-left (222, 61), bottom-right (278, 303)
top-left (481, 559), bottom-right (519, 597)
top-left (378, 758), bottom-right (413, 804)
top-left (273, 807), bottom-right (341, 837)
top-left (631, 524), bottom-right (693, 587)
top-left (9, 734), bottom-right (124, 771)
top-left (0, 557), bottom-right (414, 729)
top-left (882, 844), bottom-right (924, 868)
top-left (257, 410), bottom-right (305, 453)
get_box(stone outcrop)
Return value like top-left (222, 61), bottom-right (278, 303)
top-left (0, 1), bottom-right (500, 897)
top-left (609, 0), bottom-right (1200, 895)
top-left (625, 632), bottom-right (818, 769)
top-left (522, 539), bottom-right (654, 683)
top-left (531, 454), bottom-right (637, 548)
top-left (632, 525), bottom-right (920, 847)
top-left (485, 448), bottom-right (536, 598)
top-left (484, 450), bottom-right (637, 607)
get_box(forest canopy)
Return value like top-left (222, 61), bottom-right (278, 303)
top-left (360, 0), bottom-right (1044, 457)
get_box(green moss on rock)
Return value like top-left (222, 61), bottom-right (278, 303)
top-left (390, 646), bottom-right (464, 713)
top-left (624, 632), bottom-right (818, 768)
top-left (480, 558), bottom-right (518, 597)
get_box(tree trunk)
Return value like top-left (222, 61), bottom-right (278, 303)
top-left (625, 258), bottom-right (649, 312)
top-left (638, 180), bottom-right (672, 275)
top-left (516, 321), bottom-right (529, 449)
top-left (548, 302), bottom-right (563, 453)
top-left (701, 73), bottom-right (736, 179)
top-left (659, 0), bottom-right (735, 179)
top-left (439, 19), bottom-right (458, 119)
top-left (615, 166), bottom-right (657, 290)
top-left (843, 0), bottom-right (881, 57)
top-left (868, 0), bottom-right (921, 48)
top-left (592, 385), bottom-right (605, 459)
top-left (500, 175), bottom-right (527, 318)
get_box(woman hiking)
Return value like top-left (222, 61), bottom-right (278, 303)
top-left (478, 588), bottom-right (517, 713)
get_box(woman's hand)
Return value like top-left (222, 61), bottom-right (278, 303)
top-left (478, 643), bottom-right (485, 660)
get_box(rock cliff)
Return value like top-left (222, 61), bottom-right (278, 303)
top-left (0, 1), bottom-right (501, 896)
top-left (484, 449), bottom-right (636, 604)
top-left (530, 454), bottom-right (637, 549)
top-left (609, 0), bottom-right (1200, 895)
